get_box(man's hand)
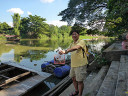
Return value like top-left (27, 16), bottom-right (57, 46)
top-left (59, 50), bottom-right (66, 55)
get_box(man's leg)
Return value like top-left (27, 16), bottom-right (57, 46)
top-left (72, 77), bottom-right (78, 92)
top-left (78, 81), bottom-right (84, 96)
top-left (76, 65), bottom-right (86, 96)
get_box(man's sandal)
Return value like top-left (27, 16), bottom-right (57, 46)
top-left (70, 91), bottom-right (79, 96)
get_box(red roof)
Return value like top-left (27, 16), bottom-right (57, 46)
top-left (5, 35), bottom-right (19, 37)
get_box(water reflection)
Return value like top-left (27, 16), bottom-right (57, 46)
top-left (0, 38), bottom-right (112, 72)
top-left (85, 38), bottom-right (113, 53)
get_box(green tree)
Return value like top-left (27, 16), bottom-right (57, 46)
top-left (105, 0), bottom-right (128, 36)
top-left (71, 23), bottom-right (87, 35)
top-left (29, 15), bottom-right (49, 39)
top-left (0, 22), bottom-right (11, 34)
top-left (20, 17), bottom-right (30, 38)
top-left (58, 0), bottom-right (107, 27)
top-left (20, 15), bottom-right (49, 39)
top-left (59, 0), bottom-right (128, 36)
top-left (12, 13), bottom-right (21, 36)
top-left (86, 29), bottom-right (103, 35)
top-left (58, 25), bottom-right (71, 38)
top-left (49, 24), bottom-right (58, 38)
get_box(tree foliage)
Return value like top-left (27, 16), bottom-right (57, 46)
top-left (20, 17), bottom-right (30, 38)
top-left (105, 0), bottom-right (128, 35)
top-left (12, 13), bottom-right (21, 35)
top-left (58, 0), bottom-right (107, 26)
top-left (20, 15), bottom-right (49, 39)
top-left (20, 15), bottom-right (72, 39)
top-left (71, 23), bottom-right (87, 35)
top-left (59, 0), bottom-right (128, 36)
top-left (58, 25), bottom-right (71, 38)
top-left (0, 22), bottom-right (11, 34)
top-left (49, 24), bottom-right (58, 38)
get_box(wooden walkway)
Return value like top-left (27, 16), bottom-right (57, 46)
top-left (59, 55), bottom-right (128, 96)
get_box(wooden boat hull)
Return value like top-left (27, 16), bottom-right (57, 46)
top-left (0, 63), bottom-right (48, 96)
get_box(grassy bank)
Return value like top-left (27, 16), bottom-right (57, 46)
top-left (79, 35), bottom-right (109, 39)
top-left (0, 35), bottom-right (6, 40)
top-left (10, 34), bottom-right (114, 41)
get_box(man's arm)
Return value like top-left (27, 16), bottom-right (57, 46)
top-left (59, 45), bottom-right (82, 54)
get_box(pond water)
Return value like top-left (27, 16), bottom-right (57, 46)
top-left (0, 38), bottom-right (112, 95)
top-left (0, 39), bottom-right (72, 72)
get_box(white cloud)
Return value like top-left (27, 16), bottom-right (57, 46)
top-left (7, 8), bottom-right (24, 15)
top-left (47, 20), bottom-right (67, 27)
top-left (40, 0), bottom-right (54, 3)
top-left (8, 22), bottom-right (13, 27)
top-left (27, 11), bottom-right (32, 15)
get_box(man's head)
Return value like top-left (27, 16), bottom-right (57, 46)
top-left (70, 30), bottom-right (80, 36)
top-left (70, 30), bottom-right (79, 42)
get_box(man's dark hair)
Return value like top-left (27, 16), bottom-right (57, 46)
top-left (69, 30), bottom-right (80, 36)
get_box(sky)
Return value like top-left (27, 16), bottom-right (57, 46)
top-left (0, 0), bottom-right (69, 27)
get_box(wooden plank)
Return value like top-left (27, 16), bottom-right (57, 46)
top-left (115, 71), bottom-right (126, 96)
top-left (115, 55), bottom-right (128, 96)
top-left (96, 61), bottom-right (120, 96)
top-left (0, 75), bottom-right (10, 79)
top-left (59, 83), bottom-right (74, 96)
top-left (3, 62), bottom-right (51, 78)
top-left (20, 75), bottom-right (46, 88)
top-left (103, 43), bottom-right (115, 52)
top-left (59, 72), bottom-right (97, 96)
top-left (49, 77), bottom-right (72, 96)
top-left (0, 83), bottom-right (30, 96)
top-left (0, 75), bottom-right (20, 83)
top-left (120, 55), bottom-right (127, 63)
top-left (0, 75), bottom-right (46, 96)
top-left (0, 64), bottom-right (7, 69)
top-left (103, 43), bottom-right (123, 52)
top-left (83, 65), bottom-right (109, 96)
top-left (43, 76), bottom-right (70, 96)
top-left (0, 67), bottom-right (15, 74)
top-left (103, 43), bottom-right (128, 61)
top-left (0, 72), bottom-right (30, 87)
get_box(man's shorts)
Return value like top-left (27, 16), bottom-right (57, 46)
top-left (69, 65), bottom-right (87, 81)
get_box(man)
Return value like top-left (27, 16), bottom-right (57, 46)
top-left (59, 30), bottom-right (88, 96)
